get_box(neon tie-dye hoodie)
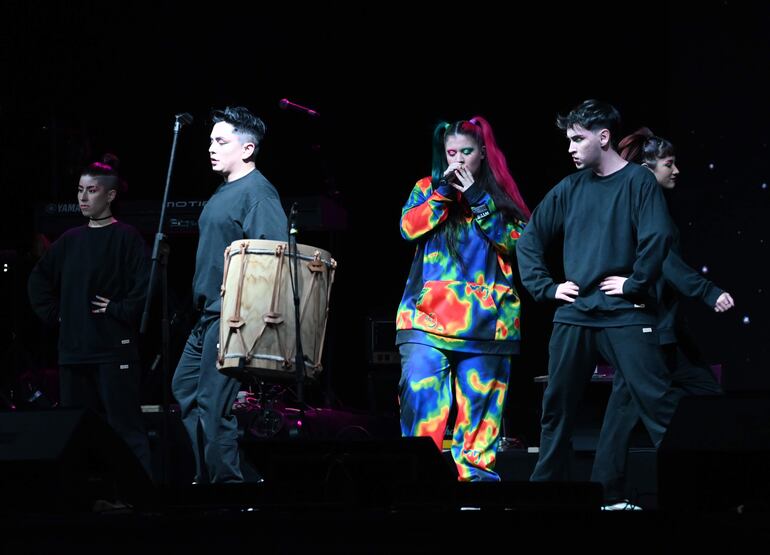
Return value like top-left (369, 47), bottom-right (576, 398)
top-left (396, 177), bottom-right (526, 354)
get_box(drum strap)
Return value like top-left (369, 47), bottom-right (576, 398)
top-left (292, 252), bottom-right (335, 369)
top-left (218, 246), bottom-right (232, 366)
top-left (223, 242), bottom-right (251, 363)
top-left (266, 244), bottom-right (286, 324)
top-left (266, 244), bottom-right (289, 366)
top-left (313, 260), bottom-right (337, 369)
top-left (242, 244), bottom-right (290, 367)
top-left (220, 246), bottom-right (232, 299)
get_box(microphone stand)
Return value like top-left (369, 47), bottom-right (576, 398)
top-left (287, 202), bottom-right (307, 407)
top-left (277, 97), bottom-right (337, 408)
top-left (140, 113), bottom-right (191, 486)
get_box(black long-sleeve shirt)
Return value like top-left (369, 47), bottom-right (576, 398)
top-left (516, 163), bottom-right (672, 327)
top-left (658, 226), bottom-right (722, 344)
top-left (192, 169), bottom-right (287, 314)
top-left (27, 222), bottom-right (149, 364)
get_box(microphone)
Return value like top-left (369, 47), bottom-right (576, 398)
top-left (279, 98), bottom-right (320, 118)
top-left (175, 112), bottom-right (194, 125)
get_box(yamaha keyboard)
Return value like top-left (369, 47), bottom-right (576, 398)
top-left (34, 195), bottom-right (348, 237)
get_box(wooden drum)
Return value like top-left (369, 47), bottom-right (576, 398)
top-left (217, 239), bottom-right (336, 381)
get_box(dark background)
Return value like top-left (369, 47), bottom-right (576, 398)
top-left (1, 1), bottom-right (767, 443)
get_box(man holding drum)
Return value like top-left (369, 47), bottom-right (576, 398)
top-left (172, 106), bottom-right (287, 484)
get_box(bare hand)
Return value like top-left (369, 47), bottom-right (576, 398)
top-left (600, 276), bottom-right (627, 296)
top-left (442, 162), bottom-right (475, 192)
top-left (555, 281), bottom-right (579, 303)
top-left (91, 295), bottom-right (111, 314)
top-left (714, 292), bottom-right (735, 312)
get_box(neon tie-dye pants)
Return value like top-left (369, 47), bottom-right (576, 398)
top-left (398, 343), bottom-right (511, 481)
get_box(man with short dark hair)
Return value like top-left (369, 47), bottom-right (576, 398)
top-left (517, 100), bottom-right (677, 493)
top-left (172, 106), bottom-right (287, 483)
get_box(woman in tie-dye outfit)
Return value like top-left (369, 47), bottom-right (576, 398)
top-left (396, 117), bottom-right (530, 481)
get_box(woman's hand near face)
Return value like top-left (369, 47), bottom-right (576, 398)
top-left (448, 163), bottom-right (475, 192)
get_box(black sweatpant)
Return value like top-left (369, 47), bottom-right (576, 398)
top-left (60, 361), bottom-right (151, 475)
top-left (591, 341), bottom-right (722, 501)
top-left (171, 313), bottom-right (243, 484)
top-left (531, 323), bottom-right (677, 482)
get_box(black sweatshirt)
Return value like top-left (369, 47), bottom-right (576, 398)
top-left (517, 163), bottom-right (672, 327)
top-left (658, 226), bottom-right (722, 344)
top-left (192, 169), bottom-right (287, 314)
top-left (27, 222), bottom-right (149, 364)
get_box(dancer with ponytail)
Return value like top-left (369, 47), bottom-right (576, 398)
top-left (590, 128), bottom-right (735, 508)
top-left (396, 116), bottom-right (530, 481)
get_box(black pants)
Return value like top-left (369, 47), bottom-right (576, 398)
top-left (531, 323), bottom-right (677, 482)
top-left (60, 361), bottom-right (151, 475)
top-left (591, 341), bottom-right (722, 501)
top-left (171, 314), bottom-right (243, 484)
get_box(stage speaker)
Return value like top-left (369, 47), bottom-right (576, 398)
top-left (141, 404), bottom-right (196, 486)
top-left (658, 394), bottom-right (770, 511)
top-left (241, 436), bottom-right (455, 508)
top-left (0, 409), bottom-right (154, 512)
top-left (366, 317), bottom-right (398, 365)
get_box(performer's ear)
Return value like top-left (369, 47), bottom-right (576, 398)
top-left (243, 142), bottom-right (256, 160)
top-left (599, 129), bottom-right (610, 147)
